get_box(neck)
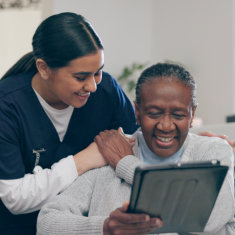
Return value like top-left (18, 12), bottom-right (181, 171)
top-left (31, 73), bottom-right (68, 110)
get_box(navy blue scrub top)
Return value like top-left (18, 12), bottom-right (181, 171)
top-left (0, 71), bottom-right (137, 235)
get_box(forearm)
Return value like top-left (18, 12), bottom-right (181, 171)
top-left (74, 142), bottom-right (106, 175)
top-left (204, 177), bottom-right (235, 233)
top-left (204, 145), bottom-right (235, 233)
top-left (116, 155), bottom-right (141, 185)
top-left (0, 155), bottom-right (77, 214)
top-left (38, 209), bottom-right (106, 235)
top-left (37, 172), bottom-right (105, 235)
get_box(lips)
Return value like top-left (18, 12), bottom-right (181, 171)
top-left (156, 136), bottom-right (174, 142)
top-left (154, 135), bottom-right (176, 148)
top-left (75, 92), bottom-right (90, 100)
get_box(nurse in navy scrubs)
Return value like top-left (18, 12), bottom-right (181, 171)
top-left (0, 12), bottom-right (137, 235)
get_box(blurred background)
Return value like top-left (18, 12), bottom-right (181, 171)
top-left (1, 0), bottom-right (235, 127)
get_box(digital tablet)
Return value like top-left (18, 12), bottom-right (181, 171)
top-left (128, 160), bottom-right (228, 233)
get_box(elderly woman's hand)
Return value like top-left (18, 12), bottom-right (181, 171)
top-left (94, 127), bottom-right (135, 168)
top-left (103, 201), bottom-right (163, 235)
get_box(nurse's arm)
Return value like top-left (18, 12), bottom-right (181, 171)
top-left (73, 142), bottom-right (106, 175)
top-left (0, 156), bottom-right (77, 214)
top-left (0, 143), bottom-right (106, 214)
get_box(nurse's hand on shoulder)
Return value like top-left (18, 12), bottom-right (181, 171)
top-left (103, 201), bottom-right (163, 235)
top-left (73, 142), bottom-right (107, 175)
top-left (94, 127), bottom-right (135, 168)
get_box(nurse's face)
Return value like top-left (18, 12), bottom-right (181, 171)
top-left (42, 50), bottom-right (104, 109)
top-left (135, 77), bottom-right (196, 158)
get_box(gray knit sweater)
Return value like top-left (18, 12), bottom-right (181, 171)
top-left (37, 132), bottom-right (235, 235)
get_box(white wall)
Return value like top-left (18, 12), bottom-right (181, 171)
top-left (50, 0), bottom-right (153, 79)
top-left (151, 0), bottom-right (234, 124)
top-left (1, 0), bottom-right (234, 125)
top-left (0, 9), bottom-right (42, 77)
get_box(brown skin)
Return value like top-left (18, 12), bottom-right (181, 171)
top-left (103, 201), bottom-right (163, 235)
top-left (135, 78), bottom-right (196, 158)
top-left (94, 127), bottom-right (135, 168)
top-left (32, 50), bottom-right (104, 109)
top-left (95, 77), bottom-right (197, 234)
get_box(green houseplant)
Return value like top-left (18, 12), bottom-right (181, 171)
top-left (117, 62), bottom-right (147, 100)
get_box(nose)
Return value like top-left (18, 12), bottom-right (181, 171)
top-left (156, 115), bottom-right (175, 132)
top-left (84, 76), bottom-right (97, 93)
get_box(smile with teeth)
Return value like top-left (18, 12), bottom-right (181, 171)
top-left (75, 92), bottom-right (90, 97)
top-left (156, 136), bottom-right (174, 142)
top-left (75, 92), bottom-right (90, 101)
top-left (77, 93), bottom-right (90, 96)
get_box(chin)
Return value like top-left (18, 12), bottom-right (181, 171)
top-left (153, 149), bottom-right (176, 158)
top-left (158, 154), bottom-right (173, 158)
top-left (72, 101), bottom-right (88, 108)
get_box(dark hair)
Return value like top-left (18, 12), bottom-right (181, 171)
top-left (2, 12), bottom-right (103, 79)
top-left (135, 62), bottom-right (197, 107)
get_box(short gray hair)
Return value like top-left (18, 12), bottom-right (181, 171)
top-left (135, 62), bottom-right (197, 107)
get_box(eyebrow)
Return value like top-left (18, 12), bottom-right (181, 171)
top-left (72, 64), bottom-right (104, 76)
top-left (145, 105), bottom-right (188, 112)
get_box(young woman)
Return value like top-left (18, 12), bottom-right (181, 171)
top-left (37, 63), bottom-right (235, 234)
top-left (0, 12), bottom-right (137, 234)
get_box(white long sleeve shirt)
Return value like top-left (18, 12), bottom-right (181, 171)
top-left (0, 155), bottom-right (78, 214)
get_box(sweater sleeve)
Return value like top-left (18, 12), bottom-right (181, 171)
top-left (115, 133), bottom-right (141, 185)
top-left (37, 169), bottom-right (106, 235)
top-left (115, 155), bottom-right (141, 185)
top-left (202, 141), bottom-right (235, 234)
top-left (0, 155), bottom-right (78, 214)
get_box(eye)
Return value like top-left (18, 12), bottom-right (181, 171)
top-left (172, 113), bottom-right (186, 119)
top-left (74, 76), bottom-right (86, 82)
top-left (148, 112), bottom-right (162, 118)
top-left (94, 70), bottom-right (102, 76)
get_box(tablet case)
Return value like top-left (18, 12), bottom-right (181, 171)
top-left (128, 160), bottom-right (228, 233)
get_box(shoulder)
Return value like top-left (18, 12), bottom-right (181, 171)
top-left (0, 73), bottom-right (35, 119)
top-left (100, 71), bottom-right (118, 85)
top-left (59, 166), bottom-right (115, 198)
top-left (97, 71), bottom-right (122, 95)
top-left (184, 133), bottom-right (234, 165)
top-left (89, 71), bottom-right (131, 109)
top-left (73, 166), bottom-right (116, 188)
top-left (0, 72), bottom-right (34, 100)
top-left (187, 132), bottom-right (231, 149)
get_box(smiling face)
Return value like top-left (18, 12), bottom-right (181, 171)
top-left (34, 50), bottom-right (104, 109)
top-left (135, 77), bottom-right (196, 158)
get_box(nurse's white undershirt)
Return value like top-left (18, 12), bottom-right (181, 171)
top-left (34, 89), bottom-right (74, 142)
top-left (0, 89), bottom-right (78, 214)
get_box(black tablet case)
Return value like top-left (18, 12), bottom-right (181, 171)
top-left (128, 161), bottom-right (228, 234)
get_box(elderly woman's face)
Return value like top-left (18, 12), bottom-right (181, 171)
top-left (135, 77), bottom-right (196, 158)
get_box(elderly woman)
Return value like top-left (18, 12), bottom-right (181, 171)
top-left (37, 63), bottom-right (235, 235)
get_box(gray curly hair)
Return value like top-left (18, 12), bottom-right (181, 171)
top-left (135, 62), bottom-right (197, 107)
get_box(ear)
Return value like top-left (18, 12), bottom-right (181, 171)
top-left (36, 59), bottom-right (50, 80)
top-left (190, 106), bottom-right (197, 128)
top-left (134, 101), bottom-right (141, 125)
